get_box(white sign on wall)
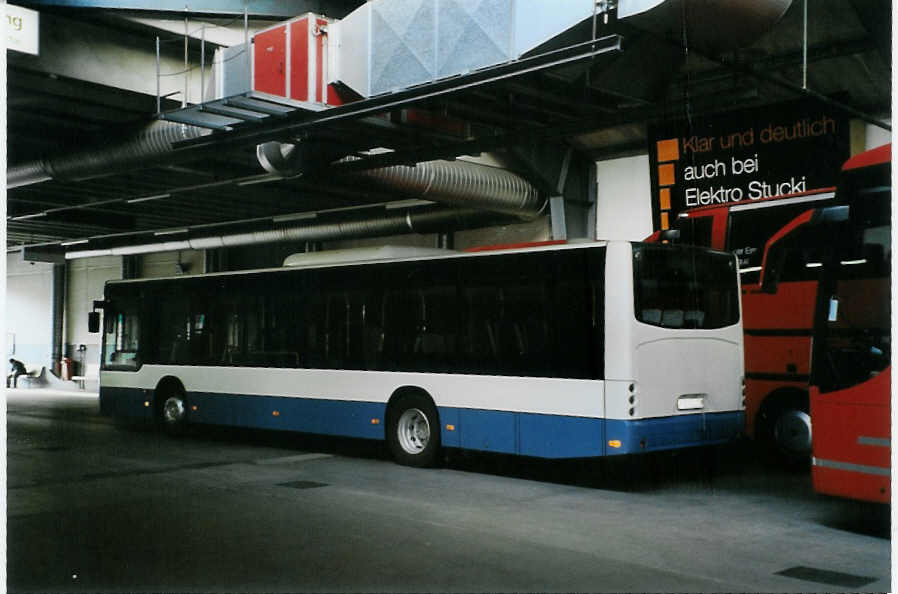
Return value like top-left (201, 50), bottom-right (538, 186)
top-left (7, 4), bottom-right (39, 56)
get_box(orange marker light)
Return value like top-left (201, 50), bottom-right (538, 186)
top-left (608, 440), bottom-right (622, 448)
top-left (191, 405), bottom-right (198, 411)
top-left (446, 424), bottom-right (455, 431)
top-left (371, 418), bottom-right (381, 425)
top-left (272, 410), bottom-right (280, 417)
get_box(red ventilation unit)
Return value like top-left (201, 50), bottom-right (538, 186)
top-left (252, 13), bottom-right (344, 105)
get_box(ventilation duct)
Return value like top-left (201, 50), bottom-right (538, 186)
top-left (7, 0), bottom-right (793, 192)
top-left (333, 0), bottom-right (792, 99)
top-left (7, 121), bottom-right (210, 189)
top-left (619, 0), bottom-right (793, 54)
top-left (64, 205), bottom-right (511, 259)
top-left (259, 142), bottom-right (546, 219)
top-left (350, 159), bottom-right (545, 219)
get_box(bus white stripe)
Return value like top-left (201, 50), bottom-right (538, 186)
top-left (812, 457), bottom-right (890, 476)
top-left (857, 436), bottom-right (890, 447)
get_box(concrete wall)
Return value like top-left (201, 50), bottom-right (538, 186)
top-left (455, 217), bottom-right (552, 248)
top-left (9, 11), bottom-right (205, 104)
top-left (864, 122), bottom-right (890, 151)
top-left (66, 256), bottom-right (121, 376)
top-left (7, 253), bottom-right (54, 368)
top-left (595, 155), bottom-right (653, 241)
top-left (325, 216), bottom-right (553, 252)
top-left (141, 250), bottom-right (206, 278)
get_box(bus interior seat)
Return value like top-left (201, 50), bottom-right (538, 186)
top-left (642, 309), bottom-right (662, 324)
top-left (684, 310), bottom-right (705, 328)
top-left (662, 309), bottom-right (684, 328)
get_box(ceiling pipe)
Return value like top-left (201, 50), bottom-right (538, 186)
top-left (8, 120), bottom-right (211, 189)
top-left (258, 141), bottom-right (546, 220)
top-left (350, 158), bottom-right (545, 220)
top-left (63, 205), bottom-right (512, 259)
top-left (620, 0), bottom-right (793, 54)
top-left (7, 0), bottom-right (795, 192)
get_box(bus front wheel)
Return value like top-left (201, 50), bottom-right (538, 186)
top-left (758, 393), bottom-right (811, 464)
top-left (387, 393), bottom-right (440, 468)
top-left (157, 389), bottom-right (188, 435)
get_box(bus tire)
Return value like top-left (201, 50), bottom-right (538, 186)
top-left (156, 386), bottom-right (188, 435)
top-left (387, 393), bottom-right (440, 468)
top-left (757, 392), bottom-right (810, 465)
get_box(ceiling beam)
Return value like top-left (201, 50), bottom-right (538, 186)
top-left (16, 1), bottom-right (364, 18)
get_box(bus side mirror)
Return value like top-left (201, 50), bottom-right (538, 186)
top-left (659, 229), bottom-right (680, 243)
top-left (88, 311), bottom-right (101, 333)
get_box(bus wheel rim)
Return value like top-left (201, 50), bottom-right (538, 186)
top-left (397, 408), bottom-right (430, 455)
top-left (163, 396), bottom-right (185, 424)
top-left (773, 409), bottom-right (812, 455)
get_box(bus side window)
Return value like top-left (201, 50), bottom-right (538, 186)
top-left (461, 253), bottom-right (553, 377)
top-left (383, 281), bottom-right (456, 373)
top-left (157, 289), bottom-right (190, 364)
top-left (729, 202), bottom-right (831, 283)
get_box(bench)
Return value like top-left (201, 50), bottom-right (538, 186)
top-left (71, 363), bottom-right (99, 390)
top-left (14, 363), bottom-right (46, 388)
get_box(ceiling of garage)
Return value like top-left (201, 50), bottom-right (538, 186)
top-left (6, 0), bottom-right (891, 254)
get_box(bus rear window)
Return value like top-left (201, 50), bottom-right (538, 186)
top-left (633, 245), bottom-right (739, 329)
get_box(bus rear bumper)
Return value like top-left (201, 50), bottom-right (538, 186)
top-left (812, 458), bottom-right (890, 503)
top-left (604, 411), bottom-right (745, 455)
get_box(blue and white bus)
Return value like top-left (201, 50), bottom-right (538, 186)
top-left (94, 241), bottom-right (745, 467)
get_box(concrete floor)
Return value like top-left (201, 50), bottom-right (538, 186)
top-left (6, 388), bottom-right (891, 593)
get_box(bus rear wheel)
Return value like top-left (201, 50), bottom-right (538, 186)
top-left (387, 394), bottom-right (440, 468)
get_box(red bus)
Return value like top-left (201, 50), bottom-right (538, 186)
top-left (806, 153), bottom-right (889, 502)
top-left (649, 144), bottom-right (889, 462)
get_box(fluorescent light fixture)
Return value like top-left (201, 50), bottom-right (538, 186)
top-left (13, 212), bottom-right (47, 220)
top-left (678, 212), bottom-right (690, 218)
top-left (272, 212), bottom-right (317, 223)
top-left (153, 228), bottom-right (188, 236)
top-left (739, 266), bottom-right (762, 273)
top-left (126, 193), bottom-right (170, 204)
top-left (840, 258), bottom-right (867, 266)
top-left (385, 199), bottom-right (434, 210)
top-left (806, 262), bottom-right (823, 268)
top-left (60, 239), bottom-right (89, 246)
top-left (236, 174), bottom-right (279, 186)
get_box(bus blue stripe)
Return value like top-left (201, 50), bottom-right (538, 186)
top-left (100, 388), bottom-right (742, 458)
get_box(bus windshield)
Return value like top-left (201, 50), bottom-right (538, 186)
top-left (102, 292), bottom-right (142, 370)
top-left (632, 245), bottom-right (739, 329)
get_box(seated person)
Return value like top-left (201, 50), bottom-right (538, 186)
top-left (7, 358), bottom-right (26, 388)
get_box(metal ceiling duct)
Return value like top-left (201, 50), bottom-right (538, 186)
top-left (620, 0), bottom-right (793, 54)
top-left (351, 159), bottom-right (545, 220)
top-left (258, 141), bottom-right (546, 219)
top-left (63, 205), bottom-right (510, 259)
top-left (7, 121), bottom-right (210, 189)
top-left (6, 0), bottom-right (793, 192)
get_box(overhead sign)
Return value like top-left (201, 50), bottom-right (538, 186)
top-left (647, 100), bottom-right (850, 230)
top-left (7, 4), bottom-right (39, 56)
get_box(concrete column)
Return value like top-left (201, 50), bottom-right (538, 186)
top-left (50, 263), bottom-right (66, 375)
